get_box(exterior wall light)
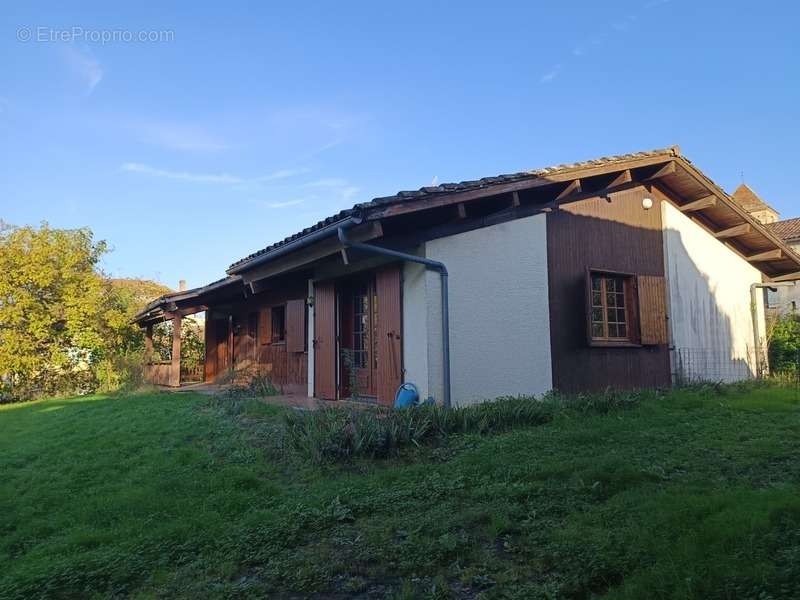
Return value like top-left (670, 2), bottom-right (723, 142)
top-left (642, 197), bottom-right (654, 210)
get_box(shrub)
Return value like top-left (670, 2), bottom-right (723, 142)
top-left (769, 314), bottom-right (800, 376)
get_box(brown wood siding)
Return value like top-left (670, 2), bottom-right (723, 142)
top-left (286, 299), bottom-right (306, 354)
top-left (203, 279), bottom-right (308, 392)
top-left (314, 281), bottom-right (337, 399)
top-left (547, 186), bottom-right (671, 391)
top-left (375, 265), bottom-right (403, 406)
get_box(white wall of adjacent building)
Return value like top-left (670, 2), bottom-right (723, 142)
top-left (661, 201), bottom-right (766, 382)
top-left (402, 213), bottom-right (552, 406)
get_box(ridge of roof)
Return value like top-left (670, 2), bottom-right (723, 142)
top-left (227, 145), bottom-right (681, 272)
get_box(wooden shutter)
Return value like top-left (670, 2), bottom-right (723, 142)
top-left (314, 282), bottom-right (337, 399)
top-left (637, 275), bottom-right (668, 345)
top-left (376, 265), bottom-right (402, 406)
top-left (258, 308), bottom-right (271, 345)
top-left (286, 299), bottom-right (306, 353)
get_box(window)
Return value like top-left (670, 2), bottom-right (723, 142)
top-left (271, 305), bottom-right (285, 343)
top-left (352, 285), bottom-right (369, 369)
top-left (590, 272), bottom-right (632, 342)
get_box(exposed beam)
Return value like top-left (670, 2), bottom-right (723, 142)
top-left (714, 223), bottom-right (751, 239)
top-left (607, 169), bottom-right (632, 188)
top-left (555, 178), bottom-right (581, 202)
top-left (747, 249), bottom-right (783, 262)
top-left (456, 203), bottom-right (467, 219)
top-left (771, 271), bottom-right (800, 283)
top-left (643, 161), bottom-right (676, 180)
top-left (511, 191), bottom-right (520, 207)
top-left (679, 195), bottom-right (717, 212)
top-left (366, 155), bottom-right (676, 220)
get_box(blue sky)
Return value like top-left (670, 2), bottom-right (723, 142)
top-left (1, 1), bottom-right (798, 290)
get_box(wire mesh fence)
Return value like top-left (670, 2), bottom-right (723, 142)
top-left (672, 347), bottom-right (763, 385)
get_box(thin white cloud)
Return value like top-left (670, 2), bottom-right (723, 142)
top-left (121, 162), bottom-right (309, 185)
top-left (267, 199), bottom-right (306, 208)
top-left (121, 162), bottom-right (244, 184)
top-left (540, 64), bottom-right (562, 84)
top-left (63, 45), bottom-right (103, 94)
top-left (137, 122), bottom-right (231, 152)
top-left (303, 177), bottom-right (360, 200)
top-left (256, 168), bottom-right (310, 182)
top-left (303, 177), bottom-right (349, 188)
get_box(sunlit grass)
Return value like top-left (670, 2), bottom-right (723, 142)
top-left (2, 383), bottom-right (800, 598)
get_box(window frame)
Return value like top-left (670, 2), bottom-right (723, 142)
top-left (270, 304), bottom-right (286, 344)
top-left (586, 269), bottom-right (641, 348)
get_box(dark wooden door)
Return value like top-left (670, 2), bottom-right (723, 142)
top-left (314, 281), bottom-right (337, 399)
top-left (340, 279), bottom-right (377, 399)
top-left (376, 265), bottom-right (402, 405)
top-left (214, 319), bottom-right (230, 378)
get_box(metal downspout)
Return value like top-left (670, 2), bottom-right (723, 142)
top-left (337, 227), bottom-right (452, 409)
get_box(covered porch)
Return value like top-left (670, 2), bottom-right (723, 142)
top-left (134, 276), bottom-right (245, 388)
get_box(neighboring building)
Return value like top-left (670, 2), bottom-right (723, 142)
top-left (728, 183), bottom-right (800, 317)
top-left (732, 183), bottom-right (780, 224)
top-left (767, 217), bottom-right (800, 315)
top-left (134, 146), bottom-right (800, 404)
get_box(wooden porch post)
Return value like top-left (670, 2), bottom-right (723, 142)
top-left (144, 324), bottom-right (154, 360)
top-left (170, 315), bottom-right (182, 387)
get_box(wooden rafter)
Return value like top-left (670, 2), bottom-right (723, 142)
top-left (644, 161), bottom-right (676, 180)
top-left (771, 272), bottom-right (800, 283)
top-left (679, 195), bottom-right (717, 212)
top-left (714, 223), bottom-right (751, 239)
top-left (511, 191), bottom-right (520, 207)
top-left (366, 154), bottom-right (676, 220)
top-left (607, 169), bottom-right (632, 188)
top-left (456, 203), bottom-right (467, 219)
top-left (555, 178), bottom-right (582, 202)
top-left (747, 249), bottom-right (783, 262)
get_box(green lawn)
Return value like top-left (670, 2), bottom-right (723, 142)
top-left (3, 385), bottom-right (800, 599)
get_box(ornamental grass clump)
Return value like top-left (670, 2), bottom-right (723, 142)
top-left (284, 396), bottom-right (554, 463)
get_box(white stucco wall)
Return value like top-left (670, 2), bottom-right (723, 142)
top-left (662, 201), bottom-right (766, 382)
top-left (402, 258), bottom-right (432, 400)
top-left (405, 213), bottom-right (552, 406)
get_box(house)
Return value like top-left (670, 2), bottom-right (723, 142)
top-left (134, 146), bottom-right (800, 405)
top-left (725, 184), bottom-right (800, 317)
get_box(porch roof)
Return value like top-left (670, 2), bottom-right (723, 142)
top-left (132, 275), bottom-right (243, 326)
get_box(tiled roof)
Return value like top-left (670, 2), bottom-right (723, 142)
top-left (768, 217), bottom-right (800, 242)
top-left (227, 146), bottom-right (681, 272)
top-left (732, 184), bottom-right (777, 214)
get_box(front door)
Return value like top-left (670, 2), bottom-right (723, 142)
top-left (339, 278), bottom-right (378, 399)
top-left (214, 318), bottom-right (231, 377)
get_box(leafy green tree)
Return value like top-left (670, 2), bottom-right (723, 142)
top-left (0, 223), bottom-right (148, 400)
top-left (768, 313), bottom-right (800, 375)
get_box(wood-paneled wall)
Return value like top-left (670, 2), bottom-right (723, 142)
top-left (205, 280), bottom-right (309, 394)
top-left (547, 186), bottom-right (671, 391)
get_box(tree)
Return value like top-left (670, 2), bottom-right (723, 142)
top-left (768, 313), bottom-right (800, 375)
top-left (0, 223), bottom-right (145, 400)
